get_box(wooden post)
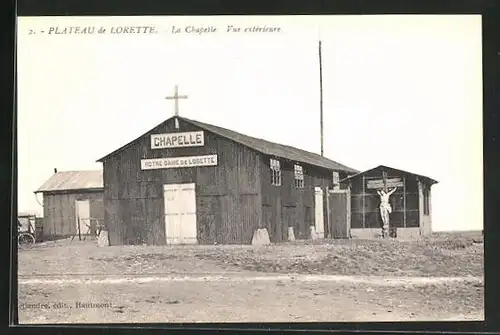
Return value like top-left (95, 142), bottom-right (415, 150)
top-left (403, 176), bottom-right (406, 228)
top-left (417, 178), bottom-right (424, 236)
top-left (78, 218), bottom-right (82, 241)
top-left (362, 175), bottom-right (365, 229)
top-left (428, 187), bottom-right (433, 234)
top-left (347, 186), bottom-right (352, 238)
top-left (324, 186), bottom-right (330, 238)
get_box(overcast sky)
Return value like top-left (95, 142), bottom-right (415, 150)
top-left (17, 15), bottom-right (482, 231)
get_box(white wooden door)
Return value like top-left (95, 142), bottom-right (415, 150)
top-left (164, 184), bottom-right (181, 244)
top-left (75, 200), bottom-right (91, 235)
top-left (164, 183), bottom-right (197, 245)
top-left (314, 187), bottom-right (325, 236)
top-left (179, 183), bottom-right (197, 244)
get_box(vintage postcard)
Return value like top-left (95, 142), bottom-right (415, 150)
top-left (16, 15), bottom-right (483, 324)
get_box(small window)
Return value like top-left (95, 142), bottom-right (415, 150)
top-left (270, 158), bottom-right (281, 186)
top-left (294, 164), bottom-right (304, 188)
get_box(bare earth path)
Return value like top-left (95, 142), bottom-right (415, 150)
top-left (19, 273), bottom-right (482, 285)
top-left (17, 234), bottom-right (484, 324)
top-left (18, 273), bottom-right (483, 323)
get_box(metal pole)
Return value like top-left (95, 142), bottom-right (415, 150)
top-left (319, 40), bottom-right (324, 157)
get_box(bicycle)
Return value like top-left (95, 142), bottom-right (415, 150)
top-left (18, 229), bottom-right (36, 248)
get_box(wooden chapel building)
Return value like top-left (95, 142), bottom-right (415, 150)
top-left (97, 116), bottom-right (358, 246)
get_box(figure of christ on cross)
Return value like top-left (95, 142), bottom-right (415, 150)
top-left (377, 187), bottom-right (398, 238)
top-left (165, 85), bottom-right (188, 117)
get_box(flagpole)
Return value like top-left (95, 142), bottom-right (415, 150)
top-left (319, 39), bottom-right (324, 157)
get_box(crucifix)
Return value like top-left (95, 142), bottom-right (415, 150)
top-left (377, 171), bottom-right (397, 238)
top-left (165, 85), bottom-right (188, 117)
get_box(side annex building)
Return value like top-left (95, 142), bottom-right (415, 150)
top-left (97, 116), bottom-right (358, 246)
top-left (34, 170), bottom-right (104, 240)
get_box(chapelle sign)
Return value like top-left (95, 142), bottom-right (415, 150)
top-left (143, 130), bottom-right (217, 170)
top-left (151, 131), bottom-right (204, 149)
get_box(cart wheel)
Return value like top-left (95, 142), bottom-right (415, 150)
top-left (18, 232), bottom-right (35, 248)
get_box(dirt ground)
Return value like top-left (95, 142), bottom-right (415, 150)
top-left (17, 232), bottom-right (484, 324)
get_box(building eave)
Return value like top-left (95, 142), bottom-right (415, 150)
top-left (339, 165), bottom-right (438, 185)
top-left (34, 187), bottom-right (104, 195)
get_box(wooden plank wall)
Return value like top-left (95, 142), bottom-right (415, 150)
top-left (260, 158), bottom-right (334, 243)
top-left (42, 190), bottom-right (104, 239)
top-left (103, 118), bottom-right (262, 245)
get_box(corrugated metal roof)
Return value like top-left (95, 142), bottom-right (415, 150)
top-left (97, 116), bottom-right (358, 174)
top-left (339, 165), bottom-right (438, 185)
top-left (35, 170), bottom-right (103, 193)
